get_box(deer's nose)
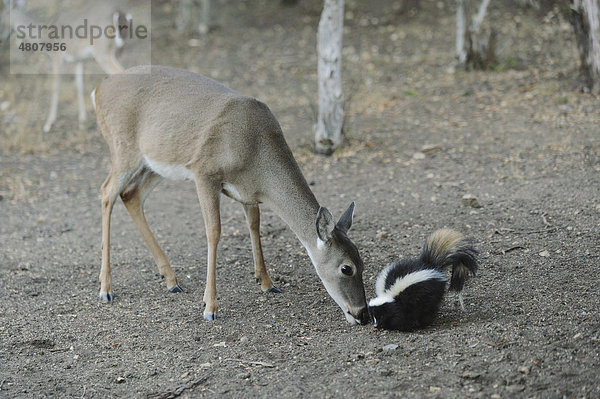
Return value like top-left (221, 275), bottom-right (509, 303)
top-left (355, 307), bottom-right (370, 325)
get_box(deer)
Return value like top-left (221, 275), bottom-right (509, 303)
top-left (92, 65), bottom-right (370, 325)
top-left (4, 0), bottom-right (128, 132)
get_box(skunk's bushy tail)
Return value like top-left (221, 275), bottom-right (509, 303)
top-left (420, 229), bottom-right (479, 292)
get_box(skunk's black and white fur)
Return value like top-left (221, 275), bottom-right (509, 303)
top-left (368, 229), bottom-right (479, 331)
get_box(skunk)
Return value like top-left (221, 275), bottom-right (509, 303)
top-left (368, 229), bottom-right (479, 331)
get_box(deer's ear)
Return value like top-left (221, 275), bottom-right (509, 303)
top-left (336, 201), bottom-right (355, 234)
top-left (316, 206), bottom-right (335, 243)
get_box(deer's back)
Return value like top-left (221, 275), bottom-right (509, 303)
top-left (96, 65), bottom-right (294, 181)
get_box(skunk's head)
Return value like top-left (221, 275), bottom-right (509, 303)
top-left (368, 296), bottom-right (401, 330)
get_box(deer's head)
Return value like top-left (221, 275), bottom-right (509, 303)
top-left (310, 202), bottom-right (369, 325)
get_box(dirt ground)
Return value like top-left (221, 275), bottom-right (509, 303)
top-left (1, 0), bottom-right (599, 398)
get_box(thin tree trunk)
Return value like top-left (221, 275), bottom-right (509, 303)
top-left (0, 0), bottom-right (7, 42)
top-left (177, 0), bottom-right (214, 35)
top-left (315, 0), bottom-right (344, 155)
top-left (467, 0), bottom-right (496, 70)
top-left (198, 0), bottom-right (212, 35)
top-left (472, 0), bottom-right (491, 33)
top-left (571, 0), bottom-right (600, 93)
top-left (456, 0), bottom-right (495, 70)
top-left (456, 0), bottom-right (467, 63)
top-left (176, 0), bottom-right (193, 34)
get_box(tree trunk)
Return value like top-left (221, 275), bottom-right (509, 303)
top-left (571, 0), bottom-right (600, 93)
top-left (198, 0), bottom-right (212, 35)
top-left (455, 0), bottom-right (496, 70)
top-left (0, 0), bottom-right (10, 42)
top-left (176, 0), bottom-right (193, 34)
top-left (176, 0), bottom-right (215, 35)
top-left (456, 0), bottom-right (468, 64)
top-left (315, 0), bottom-right (344, 155)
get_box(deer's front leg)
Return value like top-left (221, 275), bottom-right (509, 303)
top-left (243, 204), bottom-right (281, 293)
top-left (196, 179), bottom-right (221, 321)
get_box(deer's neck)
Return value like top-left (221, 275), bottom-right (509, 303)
top-left (260, 160), bottom-right (320, 258)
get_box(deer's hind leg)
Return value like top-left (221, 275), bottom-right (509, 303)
top-left (242, 204), bottom-right (281, 294)
top-left (99, 169), bottom-right (125, 302)
top-left (120, 168), bottom-right (183, 293)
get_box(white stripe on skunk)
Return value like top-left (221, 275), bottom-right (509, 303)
top-left (368, 229), bottom-right (479, 331)
top-left (369, 269), bottom-right (447, 307)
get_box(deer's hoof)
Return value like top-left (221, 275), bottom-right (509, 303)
top-left (265, 285), bottom-right (282, 294)
top-left (99, 292), bottom-right (114, 302)
top-left (203, 312), bottom-right (217, 321)
top-left (169, 285), bottom-right (184, 293)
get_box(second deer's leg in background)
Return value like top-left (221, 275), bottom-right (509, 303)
top-left (43, 56), bottom-right (63, 133)
top-left (75, 62), bottom-right (86, 129)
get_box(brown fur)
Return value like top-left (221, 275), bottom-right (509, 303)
top-left (94, 66), bottom-right (368, 323)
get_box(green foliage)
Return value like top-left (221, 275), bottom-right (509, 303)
top-left (554, 95), bottom-right (569, 104)
top-left (494, 57), bottom-right (517, 72)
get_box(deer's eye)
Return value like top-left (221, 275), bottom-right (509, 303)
top-left (340, 264), bottom-right (353, 276)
